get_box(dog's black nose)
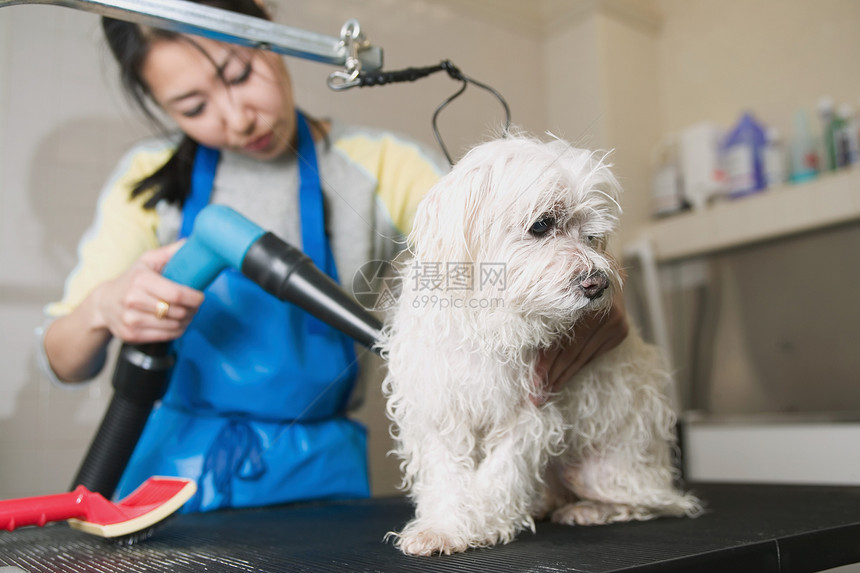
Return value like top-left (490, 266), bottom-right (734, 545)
top-left (578, 271), bottom-right (609, 300)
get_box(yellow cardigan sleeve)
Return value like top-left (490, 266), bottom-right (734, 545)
top-left (45, 144), bottom-right (173, 317)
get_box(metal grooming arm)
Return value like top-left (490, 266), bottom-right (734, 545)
top-left (0, 0), bottom-right (382, 73)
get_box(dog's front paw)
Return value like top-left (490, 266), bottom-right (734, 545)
top-left (390, 526), bottom-right (470, 556)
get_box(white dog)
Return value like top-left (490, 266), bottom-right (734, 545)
top-left (379, 134), bottom-right (701, 556)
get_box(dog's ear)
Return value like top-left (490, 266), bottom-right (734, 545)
top-left (409, 164), bottom-right (489, 264)
top-left (568, 147), bottom-right (622, 222)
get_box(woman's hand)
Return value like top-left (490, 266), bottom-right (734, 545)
top-left (532, 294), bottom-right (630, 405)
top-left (92, 242), bottom-right (205, 343)
top-left (44, 242), bottom-right (205, 382)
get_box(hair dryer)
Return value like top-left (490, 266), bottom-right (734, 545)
top-left (71, 204), bottom-right (383, 497)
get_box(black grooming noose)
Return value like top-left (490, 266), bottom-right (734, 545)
top-left (349, 60), bottom-right (511, 165)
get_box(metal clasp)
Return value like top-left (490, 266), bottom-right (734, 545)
top-left (327, 19), bottom-right (367, 90)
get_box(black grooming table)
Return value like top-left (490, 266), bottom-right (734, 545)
top-left (1, 482), bottom-right (859, 572)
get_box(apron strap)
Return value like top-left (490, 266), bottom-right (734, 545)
top-left (295, 113), bottom-right (332, 279)
top-left (185, 419), bottom-right (267, 513)
top-left (182, 143), bottom-right (220, 240)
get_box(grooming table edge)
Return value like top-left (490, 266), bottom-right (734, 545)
top-left (1, 482), bottom-right (858, 572)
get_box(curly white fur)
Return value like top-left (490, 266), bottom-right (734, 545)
top-left (378, 134), bottom-right (701, 556)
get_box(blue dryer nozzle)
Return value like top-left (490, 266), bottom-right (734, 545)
top-left (161, 204), bottom-right (382, 350)
top-left (161, 204), bottom-right (265, 289)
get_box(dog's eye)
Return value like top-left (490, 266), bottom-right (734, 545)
top-left (529, 216), bottom-right (556, 237)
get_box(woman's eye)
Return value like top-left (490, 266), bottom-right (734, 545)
top-left (228, 62), bottom-right (253, 86)
top-left (182, 103), bottom-right (206, 118)
top-left (529, 216), bottom-right (555, 237)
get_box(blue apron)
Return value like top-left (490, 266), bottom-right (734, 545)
top-left (116, 113), bottom-right (370, 511)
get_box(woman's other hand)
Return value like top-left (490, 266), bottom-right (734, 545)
top-left (532, 294), bottom-right (630, 405)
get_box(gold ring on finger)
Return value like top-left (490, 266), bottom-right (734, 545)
top-left (155, 299), bottom-right (170, 320)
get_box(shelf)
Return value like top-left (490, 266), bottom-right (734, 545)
top-left (632, 166), bottom-right (860, 263)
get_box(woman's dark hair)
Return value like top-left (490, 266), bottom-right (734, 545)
top-left (102, 0), bottom-right (271, 208)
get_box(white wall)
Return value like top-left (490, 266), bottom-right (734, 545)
top-left (656, 0), bottom-right (860, 140)
top-left (0, 5), bottom-right (150, 499)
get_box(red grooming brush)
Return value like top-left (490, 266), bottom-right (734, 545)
top-left (0, 476), bottom-right (196, 543)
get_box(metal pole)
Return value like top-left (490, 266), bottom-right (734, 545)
top-left (0, 0), bottom-right (382, 70)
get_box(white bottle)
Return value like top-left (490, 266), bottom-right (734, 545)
top-left (763, 128), bottom-right (787, 189)
top-left (651, 136), bottom-right (686, 217)
top-left (678, 123), bottom-right (725, 210)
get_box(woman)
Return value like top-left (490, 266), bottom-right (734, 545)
top-left (38, 0), bottom-right (627, 512)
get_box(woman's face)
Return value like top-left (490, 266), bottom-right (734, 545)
top-left (141, 36), bottom-right (295, 160)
